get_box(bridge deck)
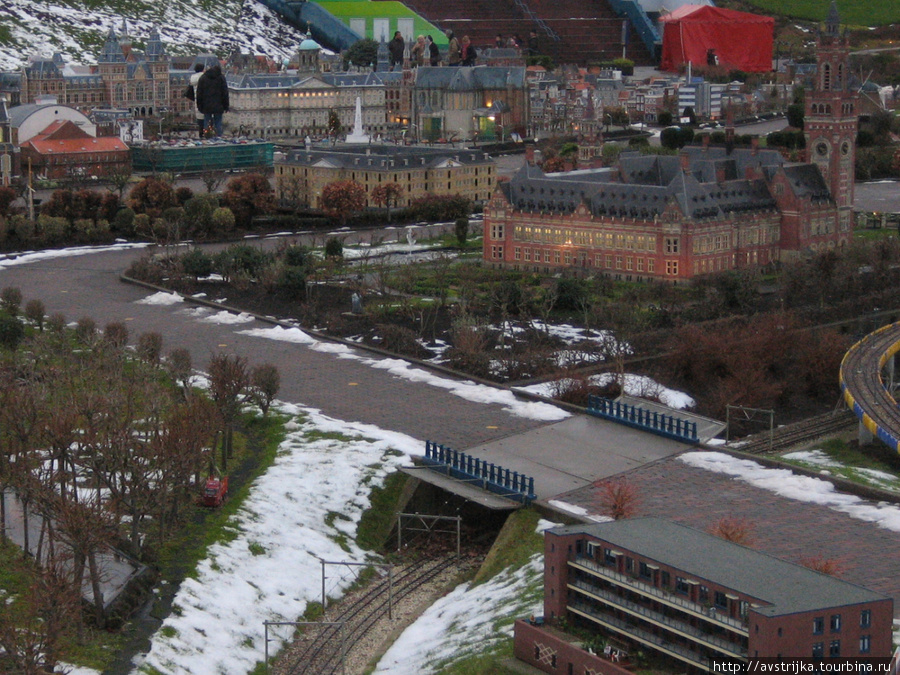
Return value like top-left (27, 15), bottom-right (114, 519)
top-left (840, 322), bottom-right (900, 452)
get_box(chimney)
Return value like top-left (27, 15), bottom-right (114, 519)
top-left (724, 105), bottom-right (735, 148)
top-left (525, 143), bottom-right (535, 165)
top-left (751, 137), bottom-right (759, 155)
top-left (679, 153), bottom-right (690, 172)
top-left (716, 166), bottom-right (726, 183)
top-left (702, 135), bottom-right (710, 151)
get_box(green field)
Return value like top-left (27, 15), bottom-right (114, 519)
top-left (735, 0), bottom-right (900, 27)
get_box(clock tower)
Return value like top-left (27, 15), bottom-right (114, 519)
top-left (804, 0), bottom-right (858, 234)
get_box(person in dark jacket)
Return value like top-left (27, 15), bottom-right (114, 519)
top-left (388, 31), bottom-right (405, 69)
top-left (460, 36), bottom-right (477, 67)
top-left (427, 35), bottom-right (440, 66)
top-left (196, 63), bottom-right (229, 137)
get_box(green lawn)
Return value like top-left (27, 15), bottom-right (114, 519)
top-left (778, 437), bottom-right (900, 492)
top-left (736, 0), bottom-right (900, 26)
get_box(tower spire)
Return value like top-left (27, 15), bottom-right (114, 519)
top-left (825, 0), bottom-right (840, 37)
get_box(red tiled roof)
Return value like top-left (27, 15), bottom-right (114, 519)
top-left (22, 137), bottom-right (128, 154)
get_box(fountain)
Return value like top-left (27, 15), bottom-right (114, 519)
top-left (345, 96), bottom-right (370, 144)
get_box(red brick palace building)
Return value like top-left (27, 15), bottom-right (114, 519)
top-left (483, 5), bottom-right (857, 283)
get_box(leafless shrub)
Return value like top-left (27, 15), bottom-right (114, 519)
top-left (799, 555), bottom-right (848, 577)
top-left (708, 516), bottom-right (756, 546)
top-left (599, 477), bottom-right (640, 520)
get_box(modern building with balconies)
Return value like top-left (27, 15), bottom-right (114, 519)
top-left (514, 517), bottom-right (893, 674)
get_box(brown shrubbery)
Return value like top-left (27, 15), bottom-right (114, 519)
top-left (662, 312), bottom-right (850, 420)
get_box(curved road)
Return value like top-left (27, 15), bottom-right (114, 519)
top-left (0, 235), bottom-right (549, 452)
top-left (840, 321), bottom-right (900, 452)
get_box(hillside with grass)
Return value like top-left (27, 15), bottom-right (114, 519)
top-left (719, 0), bottom-right (900, 28)
top-left (0, 0), bottom-right (308, 70)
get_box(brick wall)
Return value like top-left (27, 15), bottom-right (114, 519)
top-left (514, 620), bottom-right (634, 675)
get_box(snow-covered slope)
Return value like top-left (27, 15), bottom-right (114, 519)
top-left (0, 0), bottom-right (308, 70)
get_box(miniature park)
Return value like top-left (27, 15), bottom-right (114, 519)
top-left (1, 0), bottom-right (900, 674)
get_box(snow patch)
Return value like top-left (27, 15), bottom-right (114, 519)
top-left (136, 291), bottom-right (184, 306)
top-left (680, 451), bottom-right (900, 532)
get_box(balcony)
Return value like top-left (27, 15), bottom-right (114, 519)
top-left (569, 600), bottom-right (720, 670)
top-left (568, 578), bottom-right (747, 659)
top-left (570, 556), bottom-right (750, 636)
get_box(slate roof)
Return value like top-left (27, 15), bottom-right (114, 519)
top-left (321, 72), bottom-right (385, 87)
top-left (415, 66), bottom-right (526, 90)
top-left (226, 74), bottom-right (328, 90)
top-left (551, 517), bottom-right (888, 617)
top-left (24, 60), bottom-right (62, 78)
top-left (783, 164), bottom-right (832, 202)
top-left (505, 145), bottom-right (789, 221)
top-left (282, 146), bottom-right (493, 170)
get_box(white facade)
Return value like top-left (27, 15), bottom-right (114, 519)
top-left (228, 76), bottom-right (387, 138)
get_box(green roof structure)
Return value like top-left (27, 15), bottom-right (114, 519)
top-left (314, 1), bottom-right (448, 46)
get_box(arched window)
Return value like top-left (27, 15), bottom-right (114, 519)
top-left (837, 64), bottom-right (844, 89)
top-left (822, 63), bottom-right (831, 90)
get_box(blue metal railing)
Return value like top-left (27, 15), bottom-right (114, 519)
top-left (423, 441), bottom-right (536, 504)
top-left (587, 395), bottom-right (698, 443)
top-left (604, 0), bottom-right (660, 60)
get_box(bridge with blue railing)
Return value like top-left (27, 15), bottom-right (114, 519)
top-left (587, 394), bottom-right (699, 444)
top-left (422, 440), bottom-right (537, 504)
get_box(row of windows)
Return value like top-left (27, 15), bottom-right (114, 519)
top-left (811, 636), bottom-right (871, 658)
top-left (809, 218), bottom-right (836, 237)
top-left (601, 546), bottom-right (747, 615)
top-left (813, 610), bottom-right (871, 635)
top-left (511, 246), bottom-right (668, 274)
top-left (511, 226), bottom-right (662, 252)
top-left (692, 233), bottom-right (732, 253)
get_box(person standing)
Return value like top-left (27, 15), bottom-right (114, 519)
top-left (460, 36), bottom-right (477, 67)
top-left (427, 35), bottom-right (440, 66)
top-left (388, 30), bottom-right (405, 69)
top-left (196, 63), bottom-right (229, 137)
top-left (446, 29), bottom-right (461, 66)
top-left (410, 35), bottom-right (427, 67)
top-left (527, 30), bottom-right (539, 57)
top-left (189, 63), bottom-right (205, 138)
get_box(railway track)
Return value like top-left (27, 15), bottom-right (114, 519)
top-left (281, 554), bottom-right (465, 675)
top-left (731, 408), bottom-right (857, 455)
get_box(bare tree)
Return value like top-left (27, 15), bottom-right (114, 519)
top-left (23, 299), bottom-right (45, 330)
top-left (152, 396), bottom-right (218, 543)
top-left (51, 491), bottom-right (117, 625)
top-left (137, 331), bottom-right (164, 366)
top-left (208, 353), bottom-right (250, 471)
top-left (0, 549), bottom-right (81, 674)
top-left (200, 169), bottom-right (227, 194)
top-left (599, 478), bottom-right (640, 520)
top-left (799, 555), bottom-right (848, 577)
top-left (250, 363), bottom-right (280, 416)
top-left (708, 516), bottom-right (756, 546)
top-left (166, 347), bottom-right (194, 397)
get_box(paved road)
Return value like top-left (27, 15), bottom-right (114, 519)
top-left (854, 179), bottom-right (900, 214)
top-left (0, 240), bottom-right (546, 454)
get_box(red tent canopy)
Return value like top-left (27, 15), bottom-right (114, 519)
top-left (659, 5), bottom-right (774, 73)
